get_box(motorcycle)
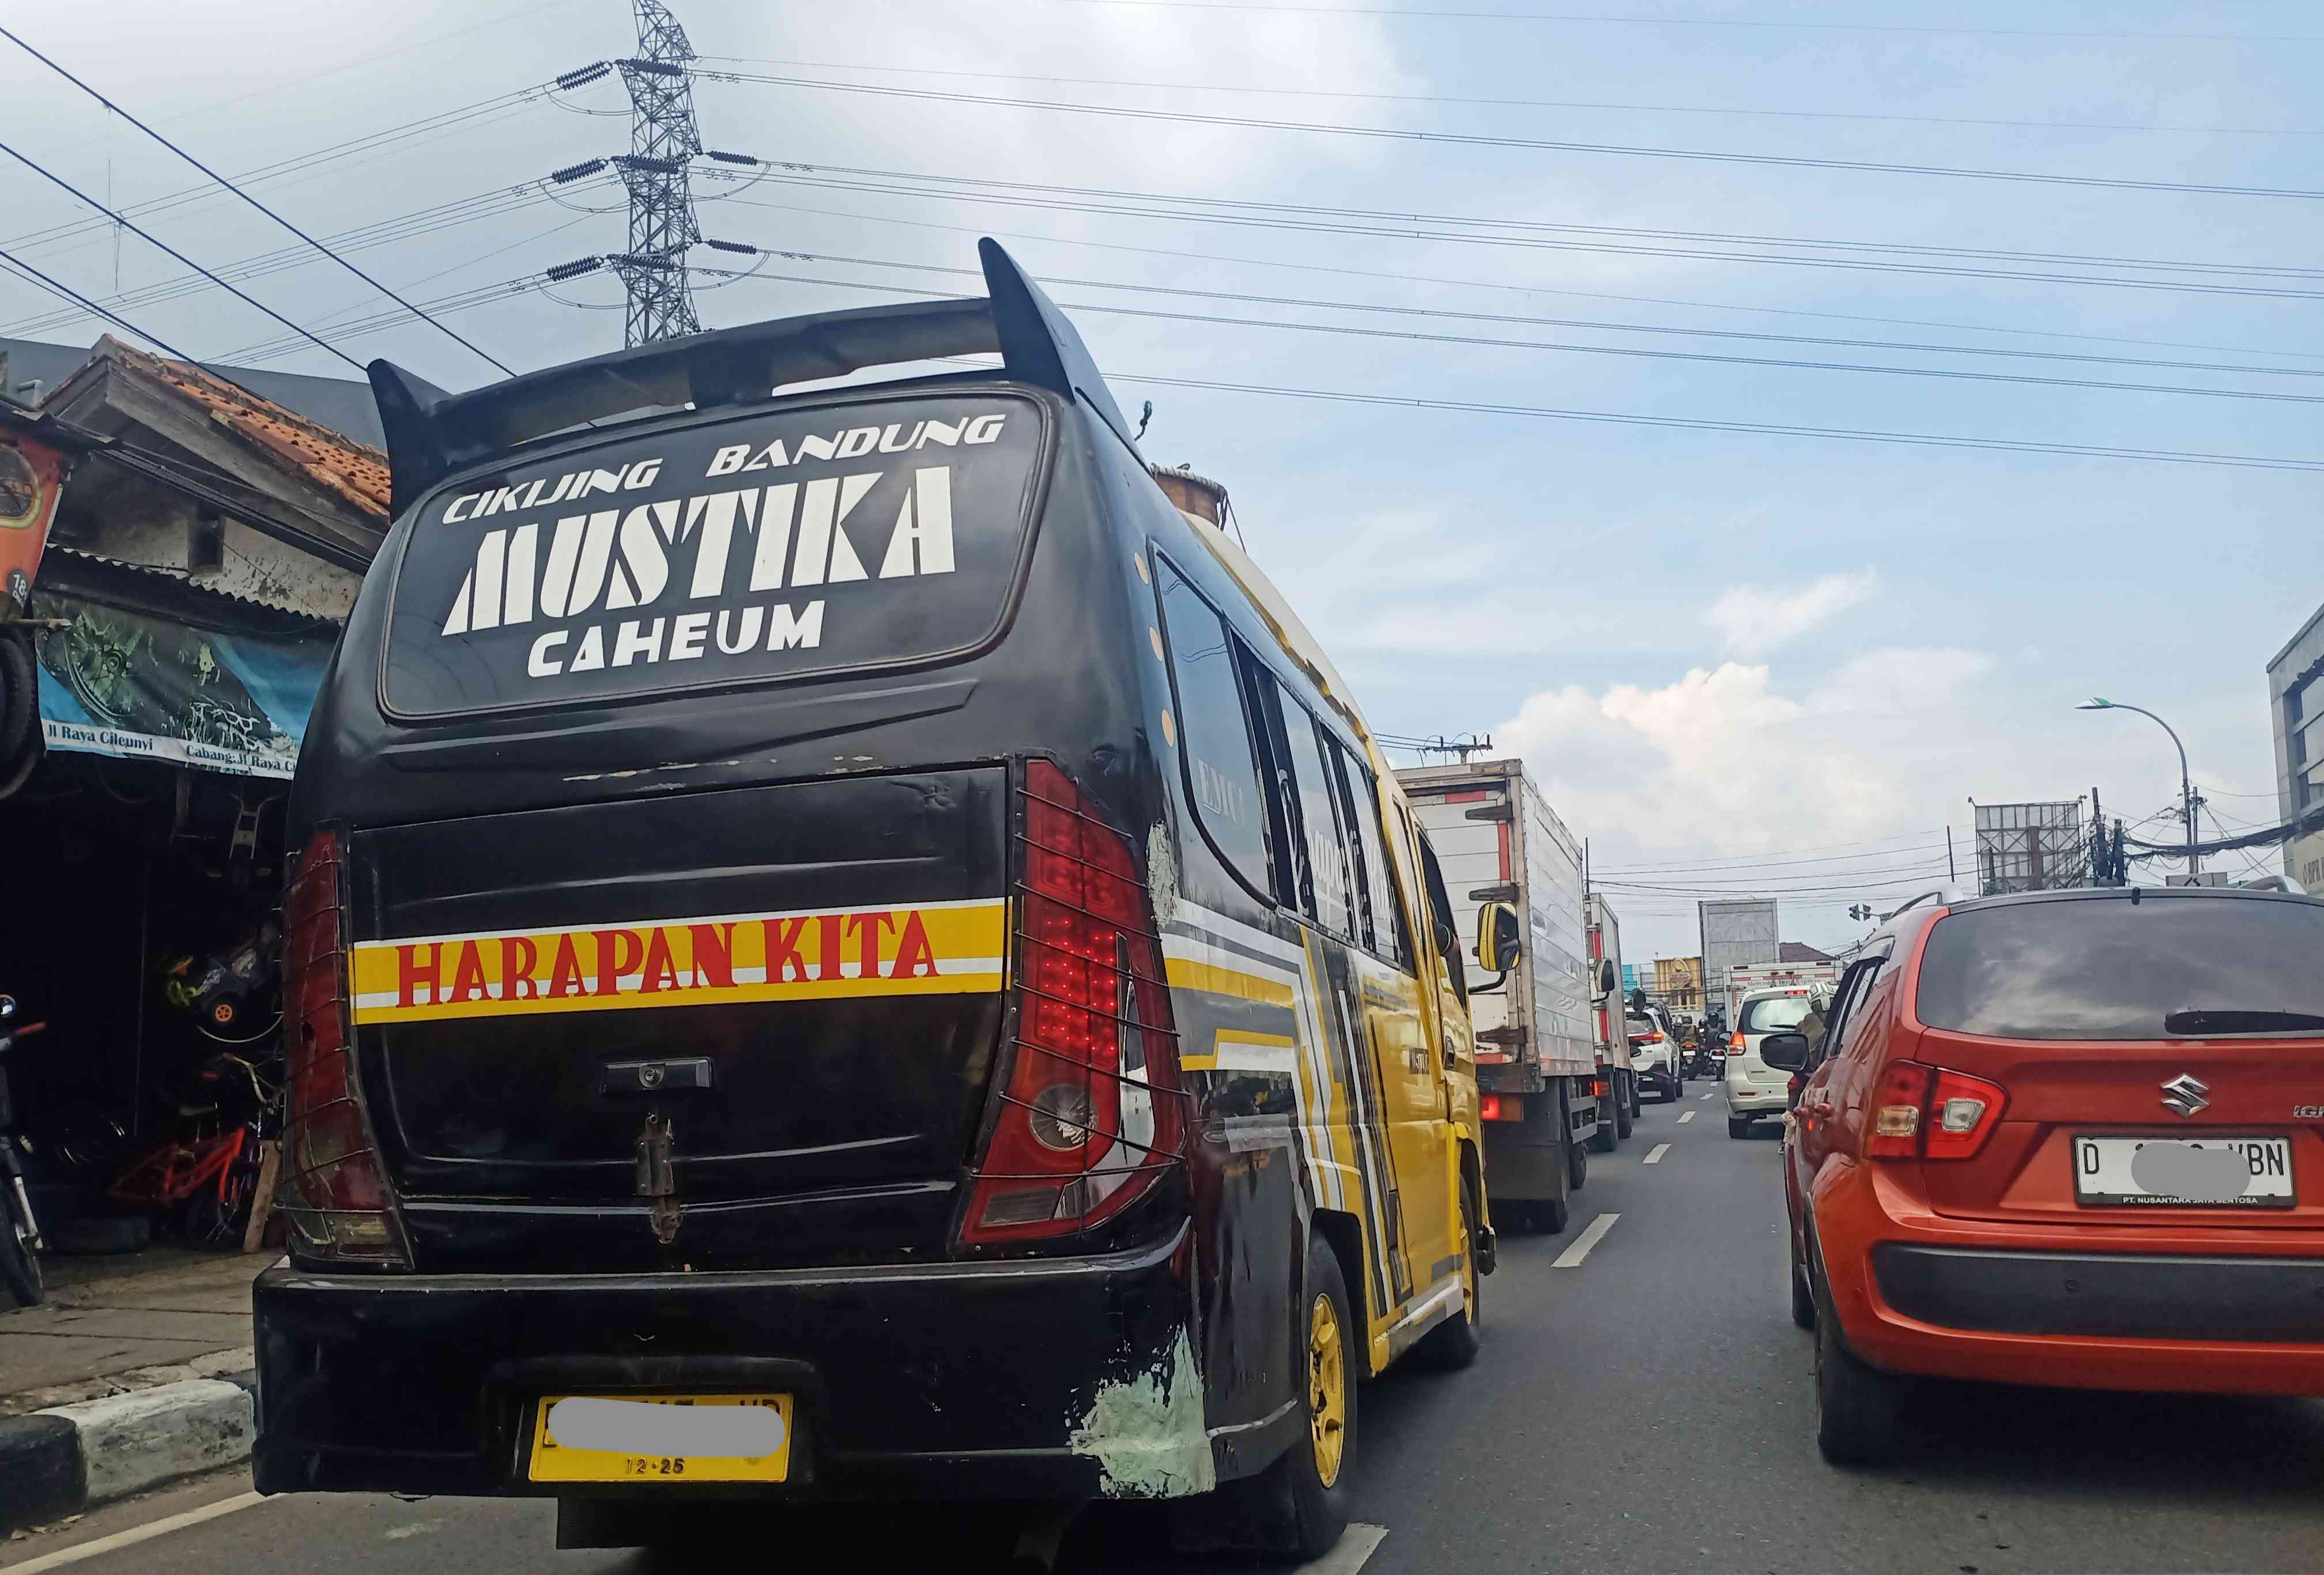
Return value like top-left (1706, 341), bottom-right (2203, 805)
top-left (1, 994), bottom-right (50, 1306)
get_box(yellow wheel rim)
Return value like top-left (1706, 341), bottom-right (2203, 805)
top-left (1308, 1290), bottom-right (1346, 1487)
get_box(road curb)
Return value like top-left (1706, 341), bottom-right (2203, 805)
top-left (3, 1372), bottom-right (259, 1532)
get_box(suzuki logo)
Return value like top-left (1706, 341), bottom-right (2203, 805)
top-left (2160, 1073), bottom-right (2210, 1120)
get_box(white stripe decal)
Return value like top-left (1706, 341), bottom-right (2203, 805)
top-left (1552, 1212), bottom-right (1620, 1268)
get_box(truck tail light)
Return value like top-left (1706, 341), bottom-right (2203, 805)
top-left (1866, 1060), bottom-right (2007, 1162)
top-left (277, 829), bottom-right (412, 1268)
top-left (959, 761), bottom-right (1190, 1247)
top-left (1479, 1094), bottom-right (1522, 1122)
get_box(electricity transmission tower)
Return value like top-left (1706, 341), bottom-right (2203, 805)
top-left (614, 0), bottom-right (703, 344)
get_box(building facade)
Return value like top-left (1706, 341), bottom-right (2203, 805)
top-left (2269, 600), bottom-right (2324, 894)
top-left (1653, 955), bottom-right (1705, 1015)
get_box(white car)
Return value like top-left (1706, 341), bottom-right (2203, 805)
top-left (1725, 984), bottom-right (1818, 1137)
top-left (1624, 1008), bottom-right (1683, 1101)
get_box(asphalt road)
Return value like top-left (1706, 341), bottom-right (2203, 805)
top-left (12, 1087), bottom-right (2324, 1574)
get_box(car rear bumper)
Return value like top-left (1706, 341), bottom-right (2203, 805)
top-left (252, 1223), bottom-right (1238, 1502)
top-left (1726, 1083), bottom-right (1787, 1116)
top-left (1813, 1163), bottom-right (2324, 1395)
top-left (1873, 1244), bottom-right (2324, 1343)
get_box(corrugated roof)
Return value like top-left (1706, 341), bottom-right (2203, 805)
top-left (41, 544), bottom-right (341, 627)
top-left (100, 338), bottom-right (389, 519)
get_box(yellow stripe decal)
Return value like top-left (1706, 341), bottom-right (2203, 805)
top-left (349, 899), bottom-right (1006, 1026)
top-left (1163, 956), bottom-right (1297, 1008)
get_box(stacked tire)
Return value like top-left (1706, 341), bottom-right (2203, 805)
top-left (0, 628), bottom-right (42, 799)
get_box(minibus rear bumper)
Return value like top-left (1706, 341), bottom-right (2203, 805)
top-left (252, 1223), bottom-right (1225, 1502)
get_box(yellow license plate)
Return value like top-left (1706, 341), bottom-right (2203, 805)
top-left (526, 1393), bottom-right (794, 1483)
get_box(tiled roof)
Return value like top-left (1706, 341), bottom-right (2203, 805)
top-left (99, 338), bottom-right (388, 519)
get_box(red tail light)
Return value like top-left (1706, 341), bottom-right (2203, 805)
top-left (1478, 1094), bottom-right (1520, 1122)
top-left (1727, 1032), bottom-right (1745, 1056)
top-left (958, 761), bottom-right (1189, 1246)
top-left (1866, 1059), bottom-right (2006, 1162)
top-left (277, 829), bottom-right (411, 1268)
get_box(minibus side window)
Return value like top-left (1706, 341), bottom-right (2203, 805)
top-left (1152, 559), bottom-right (1274, 896)
top-left (1280, 704), bottom-right (1360, 939)
top-left (1412, 821), bottom-right (1469, 1008)
top-left (1335, 752), bottom-right (1412, 972)
top-left (1241, 657), bottom-right (1310, 916)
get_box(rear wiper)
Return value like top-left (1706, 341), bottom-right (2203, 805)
top-left (2163, 1009), bottom-right (2324, 1035)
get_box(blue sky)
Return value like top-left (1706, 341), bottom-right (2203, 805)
top-left (5, 0), bottom-right (2319, 961)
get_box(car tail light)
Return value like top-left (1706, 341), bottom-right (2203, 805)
top-left (958, 761), bottom-right (1190, 1247)
top-left (1727, 1032), bottom-right (1745, 1056)
top-left (1647, 1031), bottom-right (1664, 1043)
top-left (1866, 1060), bottom-right (2007, 1162)
top-left (276, 829), bottom-right (412, 1268)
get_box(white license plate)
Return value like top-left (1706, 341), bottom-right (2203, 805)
top-left (2073, 1135), bottom-right (2295, 1209)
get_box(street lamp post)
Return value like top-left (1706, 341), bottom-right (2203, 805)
top-left (2077, 697), bottom-right (2198, 878)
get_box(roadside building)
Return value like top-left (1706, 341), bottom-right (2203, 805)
top-left (1653, 955), bottom-right (1704, 1015)
top-left (2268, 599), bottom-right (2324, 894)
top-left (2, 335), bottom-right (384, 1211)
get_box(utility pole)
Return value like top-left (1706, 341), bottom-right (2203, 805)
top-left (614, 0), bottom-right (704, 344)
top-left (1945, 825), bottom-right (1956, 884)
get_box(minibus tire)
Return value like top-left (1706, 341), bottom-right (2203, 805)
top-left (1241, 1231), bottom-right (1356, 1561)
top-left (1414, 1177), bottom-right (1484, 1371)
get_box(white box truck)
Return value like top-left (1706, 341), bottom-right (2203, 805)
top-left (1699, 896), bottom-right (1779, 1035)
top-left (1398, 760), bottom-right (1609, 1233)
top-left (1723, 960), bottom-right (1841, 1034)
top-left (1585, 891), bottom-right (1639, 1149)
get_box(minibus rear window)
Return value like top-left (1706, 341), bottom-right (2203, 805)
top-left (382, 393), bottom-right (1046, 717)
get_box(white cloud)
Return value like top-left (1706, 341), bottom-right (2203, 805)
top-left (1707, 570), bottom-right (1879, 656)
top-left (1492, 649), bottom-right (1997, 958)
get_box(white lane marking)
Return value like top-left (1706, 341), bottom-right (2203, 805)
top-left (1699, 1091), bottom-right (1715, 1101)
top-left (1643, 1143), bottom-right (1671, 1165)
top-left (1552, 1212), bottom-right (1620, 1268)
top-left (6, 1493), bottom-right (265, 1574)
top-left (1301, 1523), bottom-right (1389, 1573)
top-left (1678, 1109), bottom-right (1696, 1124)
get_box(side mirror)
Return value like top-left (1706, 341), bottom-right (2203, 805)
top-left (1473, 900), bottom-right (1522, 975)
top-left (1590, 958), bottom-right (1617, 1003)
top-left (1759, 1031), bottom-right (1810, 1073)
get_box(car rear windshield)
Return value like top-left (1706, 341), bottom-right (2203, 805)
top-left (382, 393), bottom-right (1046, 717)
top-left (1624, 1015), bottom-right (1651, 1036)
top-left (1915, 896), bottom-right (2324, 1041)
top-left (1738, 994), bottom-right (1812, 1033)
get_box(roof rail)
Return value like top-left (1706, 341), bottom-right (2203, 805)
top-left (367, 239), bottom-right (1136, 515)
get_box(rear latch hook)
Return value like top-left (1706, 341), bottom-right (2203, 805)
top-left (635, 1110), bottom-right (680, 1245)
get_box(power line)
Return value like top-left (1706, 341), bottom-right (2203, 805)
top-left (711, 185), bottom-right (2324, 370)
top-left (700, 71), bottom-right (2324, 200)
top-left (1051, 1), bottom-right (2324, 43)
top-left (2, 85), bottom-right (553, 269)
top-left (696, 55), bottom-right (2324, 138)
top-left (2, 25), bottom-right (517, 377)
top-left (0, 137), bottom-right (363, 372)
top-left (742, 248), bottom-right (2324, 406)
top-left (714, 165), bottom-right (2324, 300)
top-left (718, 178), bottom-right (2324, 367)
top-left (706, 268), bottom-right (2324, 472)
top-left (1595, 842), bottom-right (1950, 875)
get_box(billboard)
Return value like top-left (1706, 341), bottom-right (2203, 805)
top-left (35, 590), bottom-right (333, 779)
top-left (0, 429), bottom-right (71, 610)
top-left (1974, 800), bottom-right (2085, 895)
top-left (1700, 898), bottom-right (1779, 1018)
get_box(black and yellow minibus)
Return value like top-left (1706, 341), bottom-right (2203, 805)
top-left (254, 240), bottom-right (1493, 1558)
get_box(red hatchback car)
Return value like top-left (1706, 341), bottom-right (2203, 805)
top-left (1771, 886), bottom-right (2324, 1464)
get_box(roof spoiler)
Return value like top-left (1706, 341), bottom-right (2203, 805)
top-left (367, 239), bottom-right (1137, 515)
